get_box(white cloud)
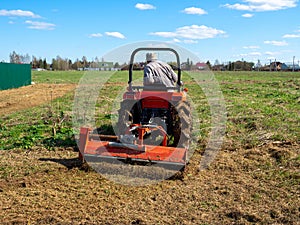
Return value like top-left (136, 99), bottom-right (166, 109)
top-left (249, 51), bottom-right (262, 56)
top-left (25, 20), bottom-right (55, 30)
top-left (265, 51), bottom-right (280, 55)
top-left (282, 34), bottom-right (300, 38)
top-left (0, 9), bottom-right (40, 18)
top-left (239, 53), bottom-right (248, 57)
top-left (172, 38), bottom-right (181, 43)
top-left (223, 0), bottom-right (297, 12)
top-left (224, 3), bottom-right (251, 11)
top-left (242, 13), bottom-right (254, 17)
top-left (264, 40), bottom-right (288, 46)
top-left (135, 3), bottom-right (156, 10)
top-left (267, 56), bottom-right (276, 60)
top-left (238, 51), bottom-right (262, 58)
top-left (182, 7), bottom-right (207, 15)
top-left (183, 40), bottom-right (198, 44)
top-left (243, 45), bottom-right (260, 49)
top-left (105, 32), bottom-right (126, 39)
top-left (265, 51), bottom-right (281, 60)
top-left (89, 33), bottom-right (103, 38)
top-left (150, 25), bottom-right (226, 40)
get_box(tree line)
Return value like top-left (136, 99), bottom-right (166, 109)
top-left (9, 51), bottom-right (290, 72)
top-left (8, 51), bottom-right (122, 71)
top-left (207, 60), bottom-right (255, 71)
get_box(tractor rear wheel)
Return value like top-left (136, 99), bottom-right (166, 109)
top-left (173, 101), bottom-right (191, 148)
top-left (116, 100), bottom-right (134, 136)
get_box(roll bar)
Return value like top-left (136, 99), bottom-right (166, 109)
top-left (128, 47), bottom-right (181, 90)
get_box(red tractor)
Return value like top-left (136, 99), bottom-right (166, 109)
top-left (79, 47), bottom-right (192, 170)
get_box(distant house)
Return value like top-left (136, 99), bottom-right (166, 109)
top-left (212, 64), bottom-right (225, 71)
top-left (195, 62), bottom-right (207, 70)
top-left (269, 62), bottom-right (300, 71)
top-left (265, 61), bottom-right (282, 71)
top-left (260, 61), bottom-right (300, 71)
top-left (280, 63), bottom-right (288, 71)
top-left (99, 62), bottom-right (114, 70)
top-left (79, 61), bottom-right (121, 71)
top-left (281, 63), bottom-right (300, 71)
top-left (32, 68), bottom-right (46, 71)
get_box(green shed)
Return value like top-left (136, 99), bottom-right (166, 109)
top-left (0, 63), bottom-right (31, 90)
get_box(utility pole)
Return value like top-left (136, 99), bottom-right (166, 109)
top-left (292, 56), bottom-right (295, 72)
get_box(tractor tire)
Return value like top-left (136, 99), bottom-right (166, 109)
top-left (173, 101), bottom-right (192, 148)
top-left (116, 100), bottom-right (135, 136)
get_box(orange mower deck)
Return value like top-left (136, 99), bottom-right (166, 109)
top-left (79, 127), bottom-right (187, 169)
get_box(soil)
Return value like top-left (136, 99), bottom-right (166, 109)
top-left (0, 83), bottom-right (299, 225)
top-left (0, 84), bottom-right (76, 115)
top-left (0, 141), bottom-right (299, 225)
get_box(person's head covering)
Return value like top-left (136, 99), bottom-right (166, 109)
top-left (146, 53), bottom-right (157, 62)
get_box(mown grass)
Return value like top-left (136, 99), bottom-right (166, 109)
top-left (32, 70), bottom-right (84, 84)
top-left (214, 71), bottom-right (299, 148)
top-left (0, 70), bottom-right (299, 151)
top-left (0, 70), bottom-right (299, 225)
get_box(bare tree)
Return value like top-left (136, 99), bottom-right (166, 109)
top-left (9, 51), bottom-right (31, 64)
top-left (9, 51), bottom-right (20, 63)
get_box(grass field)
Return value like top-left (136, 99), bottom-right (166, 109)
top-left (0, 70), bottom-right (299, 224)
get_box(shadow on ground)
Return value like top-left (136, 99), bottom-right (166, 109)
top-left (38, 157), bottom-right (90, 171)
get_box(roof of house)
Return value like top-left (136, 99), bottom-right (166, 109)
top-left (196, 62), bottom-right (207, 67)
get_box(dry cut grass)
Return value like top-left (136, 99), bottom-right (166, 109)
top-left (0, 71), bottom-right (299, 224)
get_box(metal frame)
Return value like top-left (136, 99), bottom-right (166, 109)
top-left (128, 47), bottom-right (182, 91)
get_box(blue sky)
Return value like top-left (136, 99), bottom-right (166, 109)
top-left (1, 0), bottom-right (300, 65)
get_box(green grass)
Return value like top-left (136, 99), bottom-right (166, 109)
top-left (0, 70), bottom-right (299, 151)
top-left (32, 70), bottom-right (85, 84)
top-left (214, 71), bottom-right (300, 148)
top-left (0, 91), bottom-right (75, 150)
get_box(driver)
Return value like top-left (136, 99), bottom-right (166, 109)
top-left (143, 53), bottom-right (178, 88)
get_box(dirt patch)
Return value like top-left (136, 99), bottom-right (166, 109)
top-left (0, 84), bottom-right (76, 115)
top-left (0, 142), bottom-right (299, 225)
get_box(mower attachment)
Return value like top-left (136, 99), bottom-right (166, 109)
top-left (78, 127), bottom-right (187, 169)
